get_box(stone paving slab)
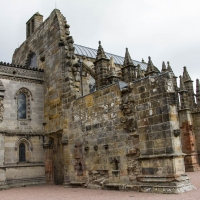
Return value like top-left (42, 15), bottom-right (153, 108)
top-left (0, 171), bottom-right (200, 200)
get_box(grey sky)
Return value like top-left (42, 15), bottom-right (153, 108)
top-left (0, 0), bottom-right (200, 86)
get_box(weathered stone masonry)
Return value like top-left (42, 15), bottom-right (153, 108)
top-left (0, 9), bottom-right (200, 194)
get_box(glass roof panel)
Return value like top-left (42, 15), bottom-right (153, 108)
top-left (74, 44), bottom-right (147, 70)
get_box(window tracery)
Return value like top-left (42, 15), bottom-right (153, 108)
top-left (15, 87), bottom-right (32, 120)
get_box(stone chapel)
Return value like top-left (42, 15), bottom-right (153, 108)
top-left (0, 9), bottom-right (200, 194)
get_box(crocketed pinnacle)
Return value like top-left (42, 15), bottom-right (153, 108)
top-left (183, 66), bottom-right (192, 82)
top-left (161, 61), bottom-right (167, 73)
top-left (167, 61), bottom-right (173, 72)
top-left (123, 48), bottom-right (133, 67)
top-left (179, 75), bottom-right (187, 91)
top-left (146, 56), bottom-right (157, 72)
top-left (95, 41), bottom-right (107, 60)
top-left (196, 79), bottom-right (200, 110)
top-left (196, 79), bottom-right (200, 96)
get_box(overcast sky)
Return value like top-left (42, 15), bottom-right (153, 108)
top-left (0, 0), bottom-right (200, 88)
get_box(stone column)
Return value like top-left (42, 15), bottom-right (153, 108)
top-left (0, 134), bottom-right (9, 190)
top-left (178, 76), bottom-right (199, 171)
top-left (136, 73), bottom-right (194, 193)
top-left (62, 134), bottom-right (71, 187)
top-left (43, 137), bottom-right (54, 184)
top-left (191, 79), bottom-right (200, 164)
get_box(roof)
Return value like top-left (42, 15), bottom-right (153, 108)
top-left (74, 44), bottom-right (147, 70)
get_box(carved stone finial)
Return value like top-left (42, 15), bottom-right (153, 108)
top-left (145, 56), bottom-right (159, 76)
top-left (196, 79), bottom-right (200, 110)
top-left (183, 66), bottom-right (192, 82)
top-left (123, 48), bottom-right (133, 67)
top-left (179, 75), bottom-right (189, 109)
top-left (95, 41), bottom-right (107, 60)
top-left (196, 79), bottom-right (200, 95)
top-left (167, 61), bottom-right (173, 72)
top-left (137, 64), bottom-right (144, 79)
top-left (142, 58), bottom-right (144, 63)
top-left (161, 61), bottom-right (167, 73)
top-left (110, 57), bottom-right (115, 68)
top-left (179, 75), bottom-right (187, 91)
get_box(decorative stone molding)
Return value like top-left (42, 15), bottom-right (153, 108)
top-left (43, 137), bottom-right (53, 149)
top-left (94, 145), bottom-right (98, 151)
top-left (14, 87), bottom-right (33, 100)
top-left (61, 138), bottom-right (68, 145)
top-left (0, 80), bottom-right (5, 122)
top-left (174, 129), bottom-right (181, 137)
top-left (0, 63), bottom-right (44, 79)
top-left (0, 74), bottom-right (43, 84)
top-left (15, 137), bottom-right (33, 151)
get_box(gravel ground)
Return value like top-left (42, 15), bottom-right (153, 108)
top-left (1, 171), bottom-right (200, 200)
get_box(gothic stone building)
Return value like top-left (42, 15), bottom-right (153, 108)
top-left (0, 9), bottom-right (200, 194)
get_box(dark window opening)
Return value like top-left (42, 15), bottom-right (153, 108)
top-left (115, 159), bottom-right (119, 170)
top-left (18, 93), bottom-right (26, 119)
top-left (28, 53), bottom-right (37, 69)
top-left (19, 143), bottom-right (26, 162)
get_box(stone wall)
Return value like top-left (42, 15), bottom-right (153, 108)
top-left (12, 9), bottom-right (71, 134)
top-left (192, 112), bottom-right (200, 162)
top-left (62, 71), bottom-right (194, 193)
top-left (0, 79), bottom-right (44, 131)
top-left (66, 84), bottom-right (130, 188)
top-left (0, 62), bottom-right (45, 189)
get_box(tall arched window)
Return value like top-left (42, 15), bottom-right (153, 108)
top-left (18, 93), bottom-right (26, 119)
top-left (19, 143), bottom-right (26, 162)
top-left (15, 87), bottom-right (32, 120)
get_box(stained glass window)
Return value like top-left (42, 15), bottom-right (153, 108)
top-left (19, 143), bottom-right (26, 162)
top-left (18, 93), bottom-right (26, 119)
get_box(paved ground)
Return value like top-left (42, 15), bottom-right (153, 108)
top-left (1, 171), bottom-right (200, 200)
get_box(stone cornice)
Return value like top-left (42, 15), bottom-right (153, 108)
top-left (0, 64), bottom-right (44, 84)
top-left (0, 162), bottom-right (45, 168)
top-left (0, 130), bottom-right (44, 136)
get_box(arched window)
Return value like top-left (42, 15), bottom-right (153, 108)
top-left (29, 53), bottom-right (37, 68)
top-left (25, 52), bottom-right (37, 69)
top-left (19, 143), bottom-right (26, 162)
top-left (18, 93), bottom-right (26, 119)
top-left (15, 87), bottom-right (32, 120)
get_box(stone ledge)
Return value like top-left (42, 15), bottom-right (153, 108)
top-left (1, 162), bottom-right (45, 168)
top-left (70, 181), bottom-right (86, 187)
top-left (0, 130), bottom-right (44, 136)
top-left (139, 153), bottom-right (186, 159)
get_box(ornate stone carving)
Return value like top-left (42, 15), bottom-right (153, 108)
top-left (0, 64), bottom-right (44, 79)
top-left (0, 97), bottom-right (4, 123)
top-left (0, 80), bottom-right (5, 122)
top-left (0, 75), bottom-right (43, 84)
top-left (174, 129), bottom-right (180, 137)
top-left (43, 137), bottom-right (53, 149)
top-left (15, 137), bottom-right (33, 151)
